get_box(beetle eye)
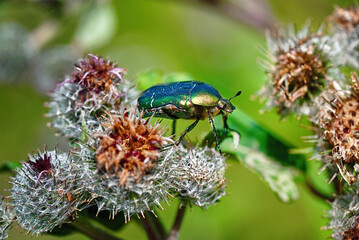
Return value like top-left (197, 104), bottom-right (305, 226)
top-left (218, 102), bottom-right (224, 109)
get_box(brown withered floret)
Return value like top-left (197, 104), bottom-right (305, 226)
top-left (95, 111), bottom-right (171, 186)
top-left (343, 219), bottom-right (359, 240)
top-left (71, 54), bottom-right (126, 93)
top-left (330, 6), bottom-right (359, 31)
top-left (324, 73), bottom-right (359, 164)
top-left (273, 45), bottom-right (326, 108)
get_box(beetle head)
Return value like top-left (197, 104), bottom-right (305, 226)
top-left (219, 91), bottom-right (241, 114)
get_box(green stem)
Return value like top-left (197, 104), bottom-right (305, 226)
top-left (72, 218), bottom-right (123, 240)
top-left (180, 0), bottom-right (275, 31)
top-left (166, 203), bottom-right (187, 240)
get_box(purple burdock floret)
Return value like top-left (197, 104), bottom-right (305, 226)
top-left (27, 151), bottom-right (52, 186)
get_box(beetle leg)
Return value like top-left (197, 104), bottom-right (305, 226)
top-left (208, 111), bottom-right (222, 155)
top-left (222, 112), bottom-right (241, 139)
top-left (222, 113), bottom-right (229, 130)
top-left (175, 118), bottom-right (200, 145)
top-left (172, 119), bottom-right (177, 139)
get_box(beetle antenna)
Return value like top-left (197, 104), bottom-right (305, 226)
top-left (229, 91), bottom-right (241, 102)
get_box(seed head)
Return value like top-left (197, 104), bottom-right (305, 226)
top-left (28, 151), bottom-right (51, 176)
top-left (326, 184), bottom-right (359, 239)
top-left (258, 24), bottom-right (330, 117)
top-left (10, 148), bottom-right (91, 235)
top-left (343, 221), bottom-right (359, 240)
top-left (327, 6), bottom-right (359, 69)
top-left (273, 45), bottom-right (326, 106)
top-left (46, 54), bottom-right (139, 140)
top-left (77, 108), bottom-right (173, 221)
top-left (95, 109), bottom-right (172, 186)
top-left (329, 6), bottom-right (359, 31)
top-left (312, 73), bottom-right (359, 184)
top-left (324, 96), bottom-right (359, 163)
top-left (164, 146), bottom-right (227, 208)
top-left (0, 198), bottom-right (13, 240)
top-left (70, 54), bottom-right (125, 93)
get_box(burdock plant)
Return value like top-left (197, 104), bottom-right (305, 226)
top-left (10, 148), bottom-right (92, 235)
top-left (258, 23), bottom-right (331, 117)
top-left (46, 54), bottom-right (137, 140)
top-left (1, 53), bottom-right (238, 240)
top-left (258, 5), bottom-right (359, 240)
top-left (7, 6), bottom-right (359, 239)
top-left (78, 109), bottom-right (174, 222)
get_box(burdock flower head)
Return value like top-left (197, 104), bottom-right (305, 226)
top-left (258, 24), bottom-right (331, 117)
top-left (0, 198), bottom-right (13, 240)
top-left (95, 109), bottom-right (170, 185)
top-left (46, 54), bottom-right (139, 140)
top-left (10, 148), bottom-right (90, 235)
top-left (329, 6), bottom-right (359, 31)
top-left (313, 73), bottom-right (359, 184)
top-left (326, 183), bottom-right (359, 239)
top-left (327, 6), bottom-right (359, 69)
top-left (164, 145), bottom-right (227, 208)
top-left (80, 108), bottom-right (173, 221)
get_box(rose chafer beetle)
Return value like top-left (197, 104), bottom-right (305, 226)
top-left (137, 81), bottom-right (241, 154)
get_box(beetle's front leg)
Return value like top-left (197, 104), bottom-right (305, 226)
top-left (222, 114), bottom-right (229, 133)
top-left (175, 118), bottom-right (200, 145)
top-left (222, 113), bottom-right (240, 139)
top-left (172, 119), bottom-right (177, 138)
top-left (208, 111), bottom-right (222, 155)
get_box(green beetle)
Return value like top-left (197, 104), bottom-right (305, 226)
top-left (137, 81), bottom-right (241, 153)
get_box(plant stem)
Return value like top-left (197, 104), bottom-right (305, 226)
top-left (178, 0), bottom-right (275, 31)
top-left (72, 217), bottom-right (123, 240)
top-left (166, 203), bottom-right (187, 240)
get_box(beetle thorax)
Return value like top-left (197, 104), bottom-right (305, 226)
top-left (218, 99), bottom-right (235, 113)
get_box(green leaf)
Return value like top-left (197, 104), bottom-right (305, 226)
top-left (136, 69), bottom-right (164, 91)
top-left (0, 161), bottom-right (21, 173)
top-left (136, 69), bottom-right (194, 91)
top-left (163, 72), bottom-right (193, 83)
top-left (74, 1), bottom-right (116, 50)
top-left (227, 109), bottom-right (307, 171)
top-left (223, 141), bottom-right (300, 202)
top-left (202, 128), bottom-right (240, 152)
top-left (219, 109), bottom-right (306, 202)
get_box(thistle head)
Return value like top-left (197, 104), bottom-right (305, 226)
top-left (0, 198), bottom-right (13, 240)
top-left (313, 73), bottom-right (359, 184)
top-left (329, 6), bottom-right (359, 31)
top-left (78, 108), bottom-right (173, 221)
top-left (258, 24), bottom-right (330, 117)
top-left (273, 44), bottom-right (326, 107)
top-left (326, 184), bottom-right (359, 239)
top-left (327, 6), bottom-right (359, 69)
top-left (10, 148), bottom-right (91, 235)
top-left (164, 146), bottom-right (227, 208)
top-left (95, 109), bottom-right (172, 186)
top-left (70, 54), bottom-right (126, 93)
top-left (46, 54), bottom-right (138, 140)
top-left (28, 150), bottom-right (52, 176)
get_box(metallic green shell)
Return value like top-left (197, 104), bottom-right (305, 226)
top-left (137, 81), bottom-right (223, 119)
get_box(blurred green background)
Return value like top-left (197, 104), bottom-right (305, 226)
top-left (0, 0), bottom-right (352, 239)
